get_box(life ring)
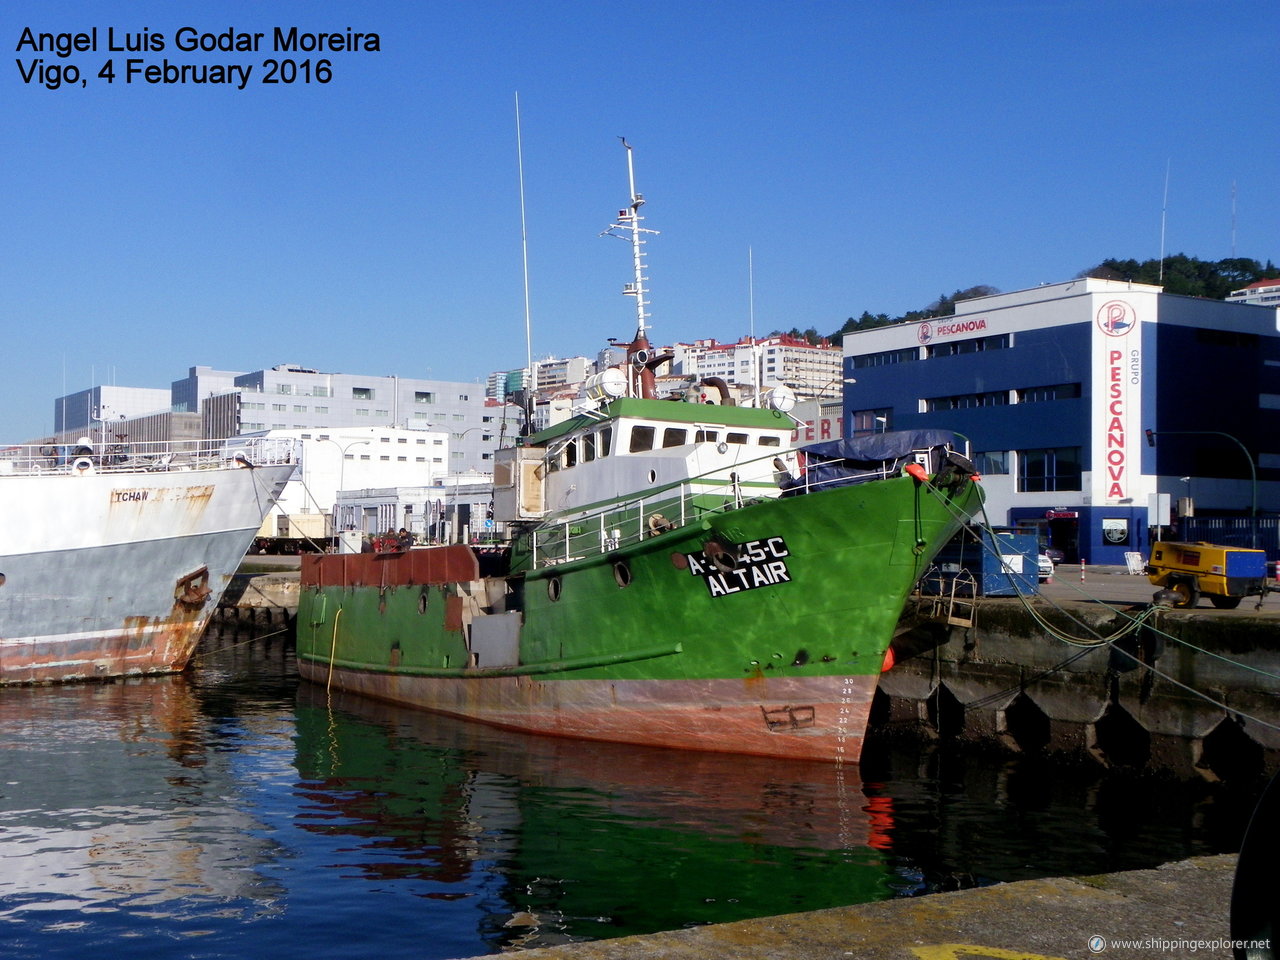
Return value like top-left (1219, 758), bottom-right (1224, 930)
top-left (647, 513), bottom-right (673, 536)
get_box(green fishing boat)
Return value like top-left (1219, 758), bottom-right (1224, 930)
top-left (295, 144), bottom-right (982, 763)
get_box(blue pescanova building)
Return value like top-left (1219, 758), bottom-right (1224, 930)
top-left (840, 278), bottom-right (1280, 565)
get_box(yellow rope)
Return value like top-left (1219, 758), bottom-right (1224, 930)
top-left (326, 607), bottom-right (343, 693)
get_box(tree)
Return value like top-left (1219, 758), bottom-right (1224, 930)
top-left (831, 253), bottom-right (1274, 343)
top-left (1080, 255), bottom-right (1273, 299)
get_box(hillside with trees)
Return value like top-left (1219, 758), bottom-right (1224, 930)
top-left (768, 255), bottom-right (1277, 344)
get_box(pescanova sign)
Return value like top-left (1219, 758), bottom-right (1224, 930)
top-left (918, 316), bottom-right (987, 344)
top-left (1095, 300), bottom-right (1139, 501)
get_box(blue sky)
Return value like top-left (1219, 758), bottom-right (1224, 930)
top-left (4, 0), bottom-right (1276, 441)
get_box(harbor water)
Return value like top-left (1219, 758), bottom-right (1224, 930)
top-left (0, 627), bottom-right (1263, 960)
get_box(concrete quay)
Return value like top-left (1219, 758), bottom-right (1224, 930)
top-left (454, 855), bottom-right (1246, 960)
top-left (214, 556), bottom-right (301, 628)
top-left (884, 566), bottom-right (1280, 780)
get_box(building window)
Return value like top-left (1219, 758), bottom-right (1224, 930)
top-left (850, 409), bottom-right (891, 433)
top-left (415, 391), bottom-right (434, 404)
top-left (1017, 447), bottom-right (1082, 493)
top-left (975, 451), bottom-right (1009, 475)
top-left (314, 406), bottom-right (328, 414)
top-left (925, 391), bottom-right (1009, 412)
top-left (852, 347), bottom-right (919, 369)
top-left (272, 403), bottom-right (287, 412)
top-left (1017, 383), bottom-right (1081, 404)
top-left (355, 408), bottom-right (369, 416)
top-left (352, 387), bottom-right (373, 400)
top-left (926, 334), bottom-right (1010, 358)
top-left (277, 384), bottom-right (293, 395)
top-left (293, 405), bottom-right (307, 413)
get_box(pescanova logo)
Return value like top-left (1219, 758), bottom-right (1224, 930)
top-left (920, 318), bottom-right (987, 343)
top-left (1096, 300), bottom-right (1136, 337)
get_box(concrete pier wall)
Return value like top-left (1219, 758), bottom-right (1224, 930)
top-left (458, 856), bottom-right (1242, 960)
top-left (877, 593), bottom-right (1280, 780)
top-left (212, 571), bottom-right (299, 628)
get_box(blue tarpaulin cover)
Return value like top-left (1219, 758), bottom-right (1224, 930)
top-left (800, 429), bottom-right (957, 466)
top-left (781, 429), bottom-right (957, 494)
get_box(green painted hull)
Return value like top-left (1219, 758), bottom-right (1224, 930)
top-left (297, 472), bottom-right (981, 762)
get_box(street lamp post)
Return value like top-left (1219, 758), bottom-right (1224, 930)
top-left (447, 426), bottom-right (487, 544)
top-left (1145, 428), bottom-right (1257, 548)
top-left (320, 437), bottom-right (371, 536)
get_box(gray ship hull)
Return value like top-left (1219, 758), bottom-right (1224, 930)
top-left (0, 442), bottom-right (294, 684)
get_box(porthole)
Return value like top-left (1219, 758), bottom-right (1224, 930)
top-left (648, 469), bottom-right (657, 483)
top-left (0, 573), bottom-right (6, 587)
top-left (547, 576), bottom-right (562, 602)
top-left (418, 591), bottom-right (429, 614)
top-left (613, 561), bottom-right (633, 588)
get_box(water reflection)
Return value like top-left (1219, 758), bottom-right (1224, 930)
top-left (0, 675), bottom-right (285, 933)
top-left (293, 685), bottom-right (892, 950)
top-left (0, 628), bottom-right (1259, 960)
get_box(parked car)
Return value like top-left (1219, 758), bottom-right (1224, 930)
top-left (1040, 542), bottom-right (1064, 564)
top-left (1038, 553), bottom-right (1055, 581)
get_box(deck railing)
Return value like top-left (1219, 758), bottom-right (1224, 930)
top-left (0, 436), bottom-right (298, 477)
top-left (527, 443), bottom-right (917, 568)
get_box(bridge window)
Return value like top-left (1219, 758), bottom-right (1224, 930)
top-left (629, 425), bottom-right (655, 453)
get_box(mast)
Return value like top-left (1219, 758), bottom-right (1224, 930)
top-left (515, 92), bottom-right (537, 432)
top-left (603, 138), bottom-right (664, 398)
